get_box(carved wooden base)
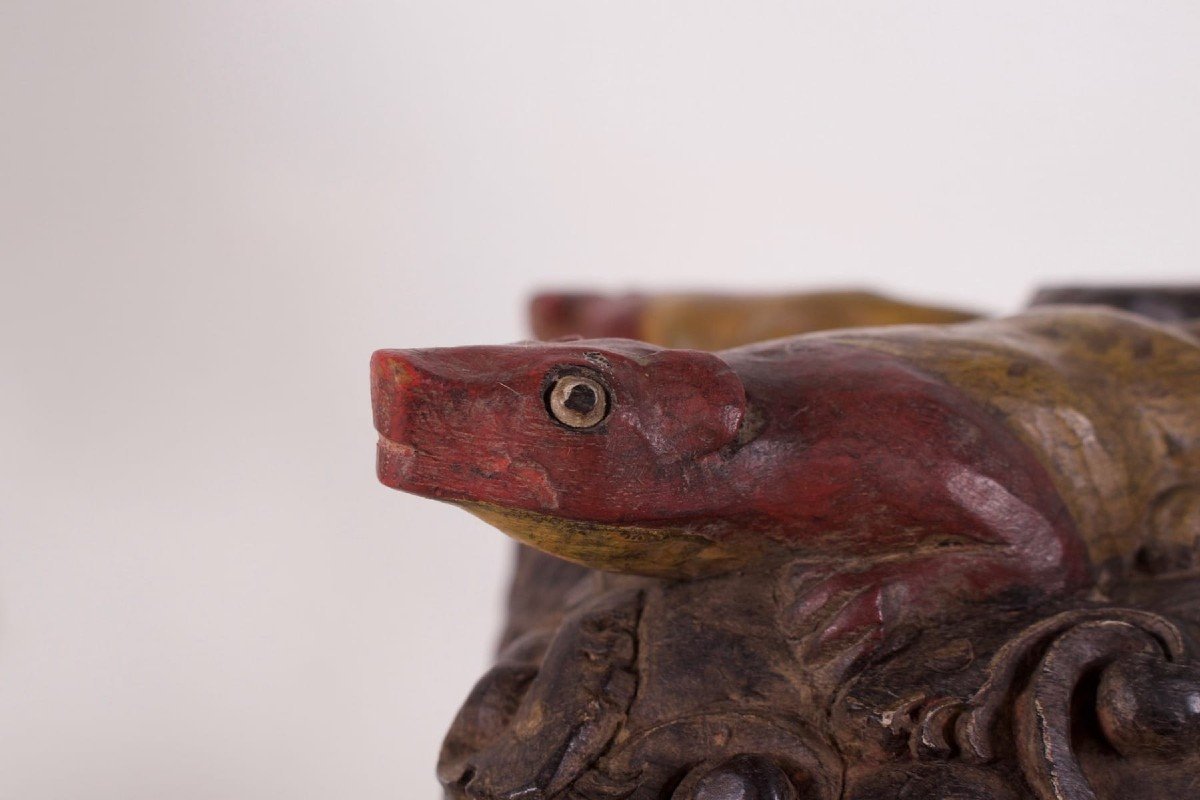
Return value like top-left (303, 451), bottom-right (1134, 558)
top-left (441, 549), bottom-right (1200, 799)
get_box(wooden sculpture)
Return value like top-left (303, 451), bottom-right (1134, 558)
top-left (372, 289), bottom-right (1200, 800)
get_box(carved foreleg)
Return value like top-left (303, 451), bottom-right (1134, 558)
top-left (778, 550), bottom-right (1072, 667)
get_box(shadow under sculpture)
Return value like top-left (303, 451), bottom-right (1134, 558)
top-left (371, 290), bottom-right (1200, 800)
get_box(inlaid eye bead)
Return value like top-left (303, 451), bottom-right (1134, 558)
top-left (546, 373), bottom-right (609, 429)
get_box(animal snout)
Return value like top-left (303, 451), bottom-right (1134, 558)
top-left (370, 349), bottom-right (423, 442)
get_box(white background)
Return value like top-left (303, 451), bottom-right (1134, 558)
top-left (2, 3), bottom-right (1198, 798)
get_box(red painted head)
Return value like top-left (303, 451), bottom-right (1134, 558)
top-left (371, 327), bottom-right (1095, 593)
top-left (371, 339), bottom-right (749, 576)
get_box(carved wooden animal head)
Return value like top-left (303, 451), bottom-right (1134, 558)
top-left (371, 339), bottom-right (750, 577)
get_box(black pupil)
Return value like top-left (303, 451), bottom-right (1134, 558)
top-left (564, 383), bottom-right (597, 415)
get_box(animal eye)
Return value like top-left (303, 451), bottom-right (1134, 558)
top-left (546, 374), bottom-right (609, 429)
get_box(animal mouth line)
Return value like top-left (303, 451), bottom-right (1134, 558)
top-left (453, 501), bottom-right (745, 579)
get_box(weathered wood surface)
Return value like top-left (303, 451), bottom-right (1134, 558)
top-left (531, 290), bottom-right (979, 349)
top-left (372, 287), bottom-right (1200, 799)
top-left (437, 578), bottom-right (1200, 799)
